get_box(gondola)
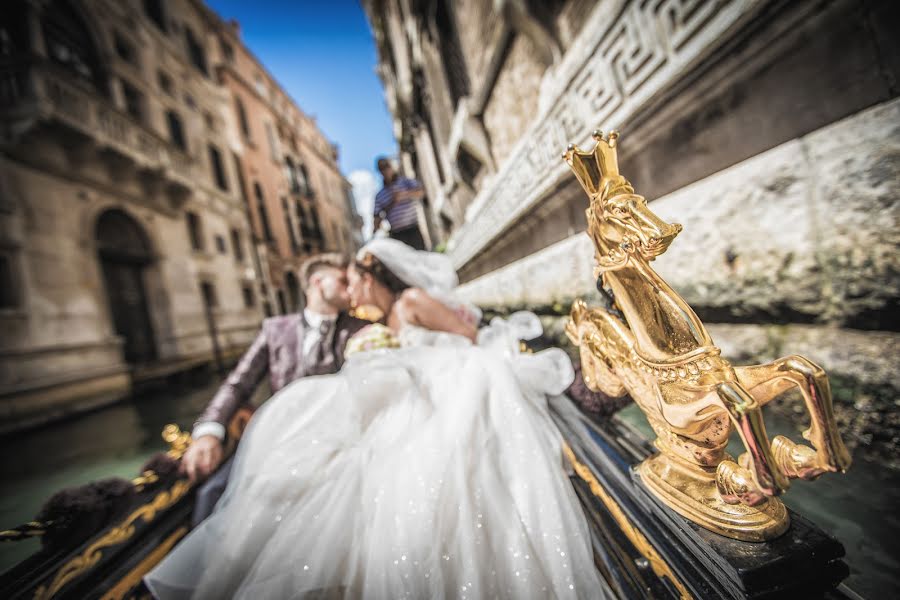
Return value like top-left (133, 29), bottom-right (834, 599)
top-left (0, 411), bottom-right (252, 600)
top-left (0, 133), bottom-right (857, 598)
top-left (0, 390), bottom-right (851, 599)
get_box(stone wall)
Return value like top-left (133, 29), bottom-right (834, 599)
top-left (459, 99), bottom-right (900, 459)
top-left (459, 98), bottom-right (900, 334)
top-left (366, 0), bottom-right (900, 459)
top-left (482, 34), bottom-right (546, 161)
top-left (450, 0), bottom-right (900, 281)
top-left (0, 0), bottom-right (287, 432)
top-left (453, 0), bottom-right (494, 76)
top-left (0, 154), bottom-right (260, 432)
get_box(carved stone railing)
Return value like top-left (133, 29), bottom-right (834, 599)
top-left (0, 60), bottom-right (193, 190)
top-left (446, 0), bottom-right (765, 270)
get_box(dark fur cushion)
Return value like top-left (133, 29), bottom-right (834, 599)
top-left (566, 363), bottom-right (633, 417)
top-left (141, 452), bottom-right (180, 479)
top-left (36, 478), bottom-right (136, 549)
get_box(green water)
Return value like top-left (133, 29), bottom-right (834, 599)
top-left (1, 385), bottom-right (896, 598)
top-left (0, 380), bottom-right (218, 573)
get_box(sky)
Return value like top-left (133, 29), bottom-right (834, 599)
top-left (206, 0), bottom-right (393, 235)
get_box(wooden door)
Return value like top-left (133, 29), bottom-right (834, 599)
top-left (100, 258), bottom-right (157, 364)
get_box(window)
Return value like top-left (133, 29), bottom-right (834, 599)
top-left (231, 229), bottom-right (243, 261)
top-left (200, 280), bottom-right (217, 308)
top-left (302, 203), bottom-right (323, 245)
top-left (186, 211), bottom-right (203, 251)
top-left (185, 27), bottom-right (208, 76)
top-left (143, 0), bottom-right (167, 32)
top-left (215, 234), bottom-right (227, 254)
top-left (114, 33), bottom-right (137, 66)
top-left (42, 0), bottom-right (103, 90)
top-left (265, 121), bottom-right (279, 161)
top-left (300, 165), bottom-right (312, 197)
top-left (285, 157), bottom-right (300, 193)
top-left (203, 111), bottom-right (215, 131)
top-left (254, 183), bottom-right (274, 242)
top-left (220, 39), bottom-right (234, 64)
top-left (231, 150), bottom-right (253, 219)
top-left (235, 97), bottom-right (250, 140)
top-left (458, 146), bottom-right (483, 189)
top-left (254, 73), bottom-right (266, 97)
top-left (166, 110), bottom-right (186, 151)
top-left (440, 212), bottom-right (454, 234)
top-left (121, 80), bottom-right (144, 123)
top-left (184, 93), bottom-right (196, 110)
top-left (0, 252), bottom-right (20, 309)
top-left (0, 13), bottom-right (26, 59)
top-left (157, 70), bottom-right (173, 95)
top-left (208, 144), bottom-right (228, 191)
top-left (283, 196), bottom-right (299, 253)
top-left (242, 283), bottom-right (255, 308)
top-left (311, 205), bottom-right (322, 232)
top-left (435, 0), bottom-right (469, 106)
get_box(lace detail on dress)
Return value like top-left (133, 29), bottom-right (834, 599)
top-left (344, 323), bottom-right (401, 357)
top-left (345, 323), bottom-right (472, 358)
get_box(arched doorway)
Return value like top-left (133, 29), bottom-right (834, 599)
top-left (95, 209), bottom-right (157, 364)
top-left (285, 271), bottom-right (301, 313)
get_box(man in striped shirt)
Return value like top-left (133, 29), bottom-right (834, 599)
top-left (374, 156), bottom-right (427, 249)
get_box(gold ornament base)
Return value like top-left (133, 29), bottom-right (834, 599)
top-left (638, 452), bottom-right (789, 542)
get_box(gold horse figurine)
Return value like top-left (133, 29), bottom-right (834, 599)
top-left (564, 131), bottom-right (851, 541)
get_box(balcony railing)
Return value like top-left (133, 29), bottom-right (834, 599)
top-left (287, 181), bottom-right (315, 200)
top-left (1, 59), bottom-right (193, 192)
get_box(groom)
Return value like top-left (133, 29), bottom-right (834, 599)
top-left (182, 253), bottom-right (369, 523)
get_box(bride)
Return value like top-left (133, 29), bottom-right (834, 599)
top-left (145, 239), bottom-right (606, 599)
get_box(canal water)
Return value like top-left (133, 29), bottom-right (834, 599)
top-left (1, 380), bottom-right (897, 598)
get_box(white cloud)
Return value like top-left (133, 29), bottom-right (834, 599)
top-left (348, 169), bottom-right (379, 239)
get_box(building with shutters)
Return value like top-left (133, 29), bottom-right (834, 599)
top-left (0, 0), bottom-right (358, 432)
top-left (213, 18), bottom-right (360, 316)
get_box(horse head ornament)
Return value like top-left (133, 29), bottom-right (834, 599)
top-left (564, 132), bottom-right (851, 541)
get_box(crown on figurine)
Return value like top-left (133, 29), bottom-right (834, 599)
top-left (563, 131), bottom-right (633, 201)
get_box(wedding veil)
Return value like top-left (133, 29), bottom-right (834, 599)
top-left (356, 238), bottom-right (482, 322)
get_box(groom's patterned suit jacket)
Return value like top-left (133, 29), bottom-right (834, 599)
top-left (195, 312), bottom-right (369, 431)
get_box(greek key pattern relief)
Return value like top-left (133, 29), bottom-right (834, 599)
top-left (448, 0), bottom-right (756, 268)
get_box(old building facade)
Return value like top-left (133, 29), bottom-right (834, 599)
top-left (0, 0), bottom-right (358, 432)
top-left (214, 19), bottom-right (359, 315)
top-left (366, 0), bottom-right (900, 443)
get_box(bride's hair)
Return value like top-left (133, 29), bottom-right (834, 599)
top-left (353, 252), bottom-right (410, 294)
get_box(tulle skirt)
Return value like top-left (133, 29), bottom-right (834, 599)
top-left (145, 325), bottom-right (605, 599)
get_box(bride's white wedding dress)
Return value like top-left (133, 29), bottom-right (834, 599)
top-left (145, 315), bottom-right (606, 599)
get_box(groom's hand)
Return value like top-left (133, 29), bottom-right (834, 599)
top-left (181, 435), bottom-right (224, 482)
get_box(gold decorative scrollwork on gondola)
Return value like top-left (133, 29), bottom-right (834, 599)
top-left (1, 425), bottom-right (192, 546)
top-left (31, 425), bottom-right (195, 599)
top-left (33, 480), bottom-right (190, 600)
top-left (563, 443), bottom-right (691, 599)
top-left (564, 132), bottom-right (851, 541)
